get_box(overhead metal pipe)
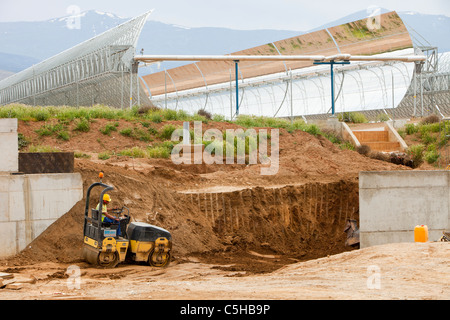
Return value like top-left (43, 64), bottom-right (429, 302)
top-left (135, 55), bottom-right (327, 63)
top-left (135, 54), bottom-right (426, 63)
top-left (350, 55), bottom-right (426, 62)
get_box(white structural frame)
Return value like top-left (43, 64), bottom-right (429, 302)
top-left (142, 50), bottom-right (426, 119)
top-left (0, 11), bottom-right (153, 108)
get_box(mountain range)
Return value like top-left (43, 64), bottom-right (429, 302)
top-left (0, 9), bottom-right (448, 80)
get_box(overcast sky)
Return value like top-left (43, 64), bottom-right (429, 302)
top-left (0, 0), bottom-right (449, 30)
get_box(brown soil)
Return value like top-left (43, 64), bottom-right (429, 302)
top-left (3, 118), bottom-right (444, 300)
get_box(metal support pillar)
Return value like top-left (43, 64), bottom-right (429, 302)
top-left (313, 60), bottom-right (350, 116)
top-left (290, 69), bottom-right (293, 124)
top-left (229, 69), bottom-right (233, 120)
top-left (235, 60), bottom-right (240, 117)
top-left (164, 69), bottom-right (167, 110)
top-left (129, 67), bottom-right (133, 109)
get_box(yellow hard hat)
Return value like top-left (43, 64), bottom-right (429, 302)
top-left (103, 194), bottom-right (111, 202)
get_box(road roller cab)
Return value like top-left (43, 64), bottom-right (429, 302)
top-left (82, 173), bottom-right (172, 268)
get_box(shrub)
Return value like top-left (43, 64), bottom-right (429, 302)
top-left (397, 129), bottom-right (406, 139)
top-left (100, 122), bottom-right (118, 136)
top-left (420, 114), bottom-right (440, 125)
top-left (350, 112), bottom-right (368, 124)
top-left (56, 131), bottom-right (70, 141)
top-left (424, 150), bottom-right (439, 164)
top-left (140, 121), bottom-right (151, 128)
top-left (149, 113), bottom-right (163, 123)
top-left (356, 144), bottom-right (371, 156)
top-left (338, 112), bottom-right (368, 124)
top-left (138, 105), bottom-right (160, 115)
top-left (321, 128), bottom-right (342, 145)
top-left (192, 113), bottom-right (209, 123)
top-left (74, 152), bottom-right (91, 159)
top-left (18, 133), bottom-right (29, 150)
top-left (119, 127), bottom-right (133, 137)
top-left (162, 109), bottom-right (178, 121)
top-left (157, 141), bottom-right (176, 152)
top-left (36, 125), bottom-right (53, 137)
top-left (35, 122), bottom-right (66, 137)
top-left (134, 128), bottom-right (153, 142)
top-left (289, 119), bottom-right (307, 131)
top-left (419, 123), bottom-right (440, 138)
top-left (74, 118), bottom-right (90, 132)
top-left (420, 131), bottom-right (437, 145)
top-left (212, 114), bottom-right (226, 122)
top-left (33, 109), bottom-right (51, 121)
top-left (339, 141), bottom-right (355, 151)
top-left (369, 151), bottom-right (390, 162)
top-left (376, 113), bottom-right (390, 122)
top-left (303, 124), bottom-right (321, 136)
top-left (405, 123), bottom-right (419, 135)
top-left (119, 147), bottom-right (147, 158)
top-left (98, 152), bottom-right (111, 160)
top-left (204, 140), bottom-right (224, 156)
top-left (197, 109), bottom-right (212, 120)
top-left (147, 146), bottom-right (171, 158)
top-left (159, 124), bottom-right (178, 140)
top-left (438, 131), bottom-right (449, 148)
top-left (406, 144), bottom-right (425, 168)
top-left (147, 127), bottom-right (158, 136)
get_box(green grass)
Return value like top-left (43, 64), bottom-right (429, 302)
top-left (405, 123), bottom-right (419, 135)
top-left (0, 104), bottom-right (212, 123)
top-left (119, 127), bottom-right (153, 142)
top-left (147, 146), bottom-right (171, 159)
top-left (159, 124), bottom-right (178, 140)
top-left (338, 141), bottom-right (355, 151)
top-left (403, 121), bottom-right (449, 164)
top-left (5, 104), bottom-right (366, 157)
top-left (118, 147), bottom-right (148, 158)
top-left (338, 112), bottom-right (368, 124)
top-left (99, 122), bottom-right (119, 136)
top-left (74, 152), bottom-right (91, 159)
top-left (148, 113), bottom-right (163, 123)
top-left (119, 127), bottom-right (133, 137)
top-left (27, 144), bottom-right (61, 153)
top-left (98, 152), bottom-right (111, 160)
top-left (35, 122), bottom-right (68, 138)
top-left (73, 118), bottom-right (91, 132)
top-left (233, 115), bottom-right (323, 137)
top-left (424, 150), bottom-right (439, 164)
top-left (376, 113), bottom-right (390, 122)
top-left (56, 131), bottom-right (70, 141)
top-left (212, 114), bottom-right (226, 122)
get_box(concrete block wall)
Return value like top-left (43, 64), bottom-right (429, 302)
top-left (0, 119), bottom-right (18, 172)
top-left (0, 173), bottom-right (83, 258)
top-left (359, 171), bottom-right (450, 248)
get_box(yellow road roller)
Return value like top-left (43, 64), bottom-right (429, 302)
top-left (82, 174), bottom-right (172, 268)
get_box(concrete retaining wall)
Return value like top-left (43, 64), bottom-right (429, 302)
top-left (0, 119), bottom-right (18, 172)
top-left (359, 171), bottom-right (450, 248)
top-left (385, 121), bottom-right (408, 152)
top-left (0, 173), bottom-right (83, 258)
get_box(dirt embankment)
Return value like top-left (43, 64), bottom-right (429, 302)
top-left (3, 122), bottom-right (412, 273)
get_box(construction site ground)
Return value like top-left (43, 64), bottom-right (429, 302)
top-left (0, 118), bottom-right (448, 300)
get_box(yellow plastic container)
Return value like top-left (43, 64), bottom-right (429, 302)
top-left (414, 225), bottom-right (429, 243)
